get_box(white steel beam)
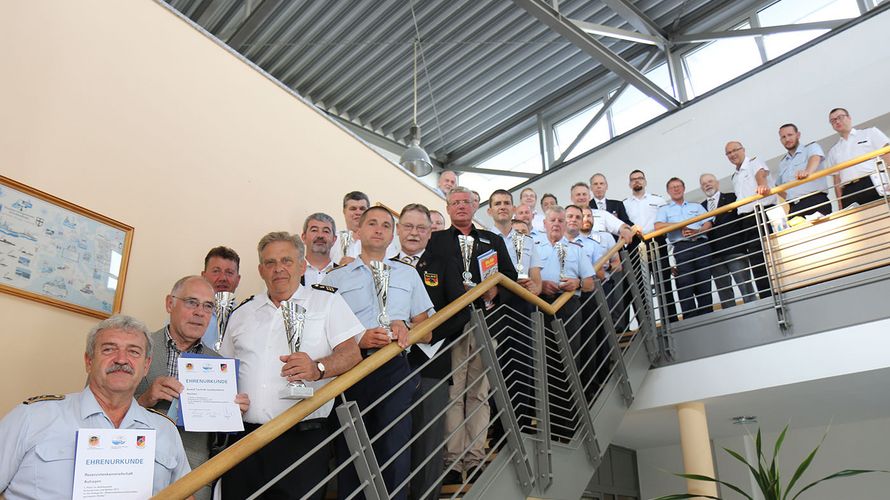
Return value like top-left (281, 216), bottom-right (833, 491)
top-left (674, 19), bottom-right (849, 44)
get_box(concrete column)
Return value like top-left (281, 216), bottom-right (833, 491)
top-left (677, 401), bottom-right (718, 498)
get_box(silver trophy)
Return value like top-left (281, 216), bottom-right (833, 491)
top-left (213, 291), bottom-right (237, 352)
top-left (337, 230), bottom-right (354, 259)
top-left (458, 234), bottom-right (475, 287)
top-left (512, 233), bottom-right (529, 280)
top-left (555, 242), bottom-right (570, 280)
top-left (279, 300), bottom-right (314, 400)
top-left (369, 260), bottom-right (392, 333)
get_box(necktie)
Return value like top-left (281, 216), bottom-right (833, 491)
top-left (401, 255), bottom-right (419, 267)
top-left (708, 196), bottom-right (717, 212)
top-left (598, 200), bottom-right (606, 211)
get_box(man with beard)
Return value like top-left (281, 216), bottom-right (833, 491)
top-left (436, 170), bottom-right (457, 198)
top-left (0, 315), bottom-right (191, 498)
top-left (776, 124), bottom-right (831, 217)
top-left (301, 212), bottom-right (338, 285)
top-left (700, 173), bottom-right (755, 309)
top-left (200, 246), bottom-right (241, 349)
top-left (136, 276), bottom-right (250, 500)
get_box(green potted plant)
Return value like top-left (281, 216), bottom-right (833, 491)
top-left (653, 426), bottom-right (886, 500)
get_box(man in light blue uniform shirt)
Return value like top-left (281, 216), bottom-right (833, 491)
top-left (655, 177), bottom-right (714, 321)
top-left (199, 246), bottom-right (241, 349)
top-left (323, 206), bottom-right (434, 500)
top-left (488, 189), bottom-right (543, 295)
top-left (0, 315), bottom-right (190, 499)
top-left (776, 123), bottom-right (831, 218)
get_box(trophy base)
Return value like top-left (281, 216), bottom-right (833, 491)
top-left (279, 384), bottom-right (314, 400)
top-left (462, 281), bottom-right (476, 288)
top-left (517, 273), bottom-right (529, 280)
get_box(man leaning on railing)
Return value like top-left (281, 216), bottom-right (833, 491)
top-left (218, 232), bottom-right (363, 499)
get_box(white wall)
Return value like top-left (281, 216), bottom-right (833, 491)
top-left (514, 7), bottom-right (890, 205)
top-left (638, 418), bottom-right (890, 500)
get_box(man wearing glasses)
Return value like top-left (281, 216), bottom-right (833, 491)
top-left (725, 141), bottom-right (776, 299)
top-left (419, 186), bottom-right (516, 484)
top-left (135, 275), bottom-right (250, 500)
top-left (826, 108), bottom-right (890, 209)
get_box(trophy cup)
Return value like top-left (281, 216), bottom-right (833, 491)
top-left (279, 300), bottom-right (315, 400)
top-left (337, 230), bottom-right (354, 258)
top-left (458, 234), bottom-right (475, 287)
top-left (555, 242), bottom-right (570, 280)
top-left (512, 233), bottom-right (529, 280)
top-left (213, 291), bottom-right (237, 352)
top-left (369, 260), bottom-right (393, 351)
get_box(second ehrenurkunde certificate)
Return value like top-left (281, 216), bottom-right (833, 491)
top-left (177, 356), bottom-right (244, 432)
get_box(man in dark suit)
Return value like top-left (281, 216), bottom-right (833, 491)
top-left (589, 173), bottom-right (632, 224)
top-left (417, 186), bottom-right (517, 483)
top-left (700, 174), bottom-right (756, 309)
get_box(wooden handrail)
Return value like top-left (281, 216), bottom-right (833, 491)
top-left (642, 145), bottom-right (890, 241)
top-left (374, 201), bottom-right (400, 218)
top-left (153, 236), bottom-right (627, 499)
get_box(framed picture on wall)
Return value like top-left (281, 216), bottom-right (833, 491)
top-left (0, 176), bottom-right (134, 319)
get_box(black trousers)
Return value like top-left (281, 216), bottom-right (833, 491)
top-left (739, 210), bottom-right (772, 299)
top-left (672, 239), bottom-right (713, 319)
top-left (335, 355), bottom-right (416, 500)
top-left (222, 419), bottom-right (330, 500)
top-left (541, 295), bottom-right (581, 440)
top-left (841, 176), bottom-right (882, 208)
top-left (789, 192), bottom-right (832, 218)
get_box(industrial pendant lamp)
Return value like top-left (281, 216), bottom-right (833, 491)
top-left (399, 39), bottom-right (433, 177)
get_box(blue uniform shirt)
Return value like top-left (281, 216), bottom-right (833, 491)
top-left (656, 201), bottom-right (714, 244)
top-left (536, 237), bottom-right (595, 296)
top-left (0, 387), bottom-right (190, 499)
top-left (571, 232), bottom-right (616, 275)
top-left (322, 257), bottom-right (434, 336)
top-left (777, 142), bottom-right (828, 201)
top-left (201, 312), bottom-right (219, 349)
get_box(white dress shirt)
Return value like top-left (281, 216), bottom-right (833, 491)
top-left (303, 260), bottom-right (336, 286)
top-left (827, 127), bottom-right (890, 184)
top-left (623, 193), bottom-right (667, 233)
top-left (531, 210), bottom-right (546, 233)
top-left (591, 197), bottom-right (609, 211)
top-left (732, 156), bottom-right (777, 214)
top-left (590, 208), bottom-right (626, 236)
top-left (220, 285), bottom-right (364, 423)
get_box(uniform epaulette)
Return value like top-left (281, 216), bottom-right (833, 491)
top-left (312, 283), bottom-right (338, 293)
top-left (147, 407), bottom-right (177, 426)
top-left (23, 394), bottom-right (65, 405)
top-left (231, 295), bottom-right (254, 314)
top-left (805, 141), bottom-right (815, 146)
top-left (569, 241), bottom-right (583, 248)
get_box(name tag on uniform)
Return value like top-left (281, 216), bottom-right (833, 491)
top-left (72, 428), bottom-right (156, 499)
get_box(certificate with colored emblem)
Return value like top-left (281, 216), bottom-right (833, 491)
top-left (72, 428), bottom-right (156, 499)
top-left (177, 355), bottom-right (244, 432)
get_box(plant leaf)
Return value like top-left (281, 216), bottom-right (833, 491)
top-left (723, 447), bottom-right (770, 493)
top-left (672, 473), bottom-right (754, 500)
top-left (650, 495), bottom-right (722, 500)
top-left (783, 427), bottom-right (830, 499)
top-left (789, 469), bottom-right (888, 500)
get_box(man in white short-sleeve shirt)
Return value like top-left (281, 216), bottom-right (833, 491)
top-left (219, 231), bottom-right (362, 500)
top-left (826, 107), bottom-right (890, 209)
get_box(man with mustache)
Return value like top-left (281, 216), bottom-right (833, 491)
top-left (136, 276), bottom-right (250, 500)
top-left (0, 315), bottom-right (192, 498)
top-left (301, 212), bottom-right (338, 285)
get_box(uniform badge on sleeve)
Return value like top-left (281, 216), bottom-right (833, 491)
top-left (423, 272), bottom-right (439, 287)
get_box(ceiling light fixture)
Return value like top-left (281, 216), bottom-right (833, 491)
top-left (399, 38), bottom-right (433, 177)
top-left (732, 416), bottom-right (758, 425)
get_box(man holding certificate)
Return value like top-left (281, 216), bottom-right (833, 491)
top-left (135, 275), bottom-right (249, 500)
top-left (219, 232), bottom-right (363, 499)
top-left (0, 315), bottom-right (191, 499)
top-left (323, 206), bottom-right (434, 500)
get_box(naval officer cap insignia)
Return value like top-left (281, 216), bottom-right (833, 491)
top-left (23, 394), bottom-right (65, 404)
top-left (312, 284), bottom-right (338, 293)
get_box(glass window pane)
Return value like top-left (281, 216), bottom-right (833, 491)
top-left (759, 0), bottom-right (860, 59)
top-left (682, 22), bottom-right (761, 97)
top-left (457, 172), bottom-right (529, 204)
top-left (553, 101), bottom-right (610, 161)
top-left (611, 64), bottom-right (671, 135)
top-left (474, 133), bottom-right (542, 174)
